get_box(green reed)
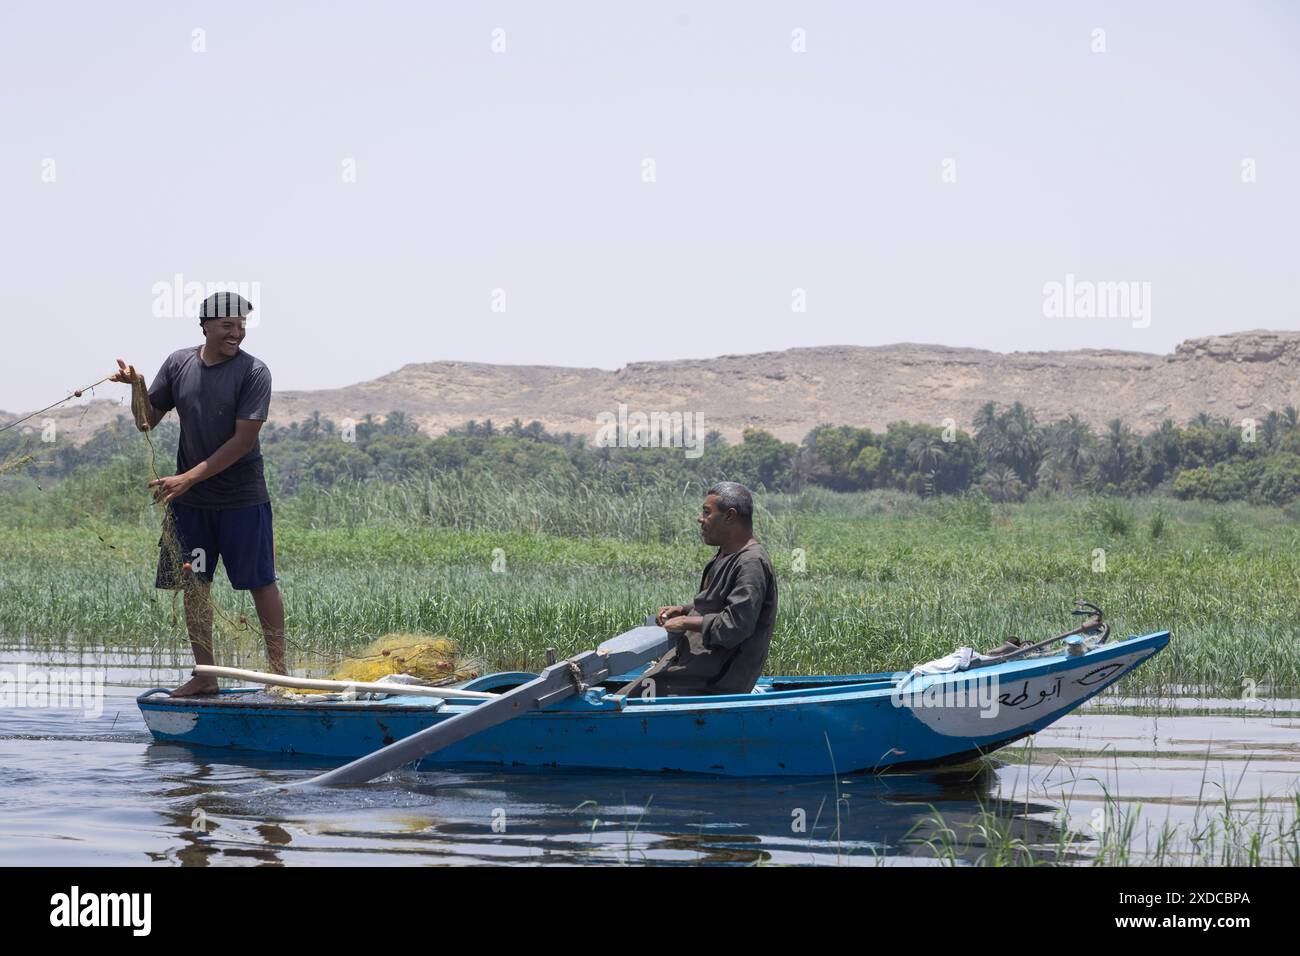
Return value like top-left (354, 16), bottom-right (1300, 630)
top-left (1, 477), bottom-right (1297, 692)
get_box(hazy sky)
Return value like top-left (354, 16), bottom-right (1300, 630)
top-left (2, 1), bottom-right (1297, 413)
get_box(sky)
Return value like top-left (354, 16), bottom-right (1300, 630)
top-left (1, 0), bottom-right (1297, 413)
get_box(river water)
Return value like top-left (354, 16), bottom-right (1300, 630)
top-left (2, 643), bottom-right (1298, 866)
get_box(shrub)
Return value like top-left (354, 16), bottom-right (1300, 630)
top-left (1208, 511), bottom-right (1244, 551)
top-left (1086, 497), bottom-right (1134, 537)
top-left (1253, 453), bottom-right (1300, 507)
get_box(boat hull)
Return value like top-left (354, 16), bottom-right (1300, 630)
top-left (138, 631), bottom-right (1168, 776)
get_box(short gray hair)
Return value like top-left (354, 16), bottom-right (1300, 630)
top-left (708, 481), bottom-right (754, 523)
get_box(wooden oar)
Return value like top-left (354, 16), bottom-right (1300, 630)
top-left (193, 665), bottom-right (497, 700)
top-left (293, 624), bottom-right (674, 787)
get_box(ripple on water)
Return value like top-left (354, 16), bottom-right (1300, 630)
top-left (1, 646), bottom-right (1298, 865)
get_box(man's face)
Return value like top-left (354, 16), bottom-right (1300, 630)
top-left (202, 317), bottom-right (247, 359)
top-left (698, 493), bottom-right (730, 545)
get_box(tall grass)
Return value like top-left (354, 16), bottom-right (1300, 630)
top-left (1, 477), bottom-right (1298, 692)
top-left (904, 780), bottom-right (1300, 867)
top-left (900, 739), bottom-right (1300, 867)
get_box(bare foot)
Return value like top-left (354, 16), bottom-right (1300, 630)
top-left (169, 675), bottom-right (220, 698)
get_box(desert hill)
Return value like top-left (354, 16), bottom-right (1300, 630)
top-left (9, 330), bottom-right (1299, 445)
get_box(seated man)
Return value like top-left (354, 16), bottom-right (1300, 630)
top-left (622, 482), bottom-right (778, 697)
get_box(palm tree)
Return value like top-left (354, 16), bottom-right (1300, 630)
top-left (1092, 418), bottom-right (1139, 489)
top-left (458, 418), bottom-right (497, 438)
top-left (1046, 413), bottom-right (1095, 484)
top-left (981, 466), bottom-right (1024, 502)
top-left (997, 402), bottom-right (1044, 486)
top-left (1262, 410), bottom-right (1282, 450)
top-left (1140, 418), bottom-right (1181, 485)
top-left (383, 410), bottom-right (413, 435)
top-left (1035, 457), bottom-right (1071, 493)
top-left (908, 435), bottom-right (946, 472)
top-left (908, 435), bottom-right (947, 497)
top-left (301, 410), bottom-right (322, 440)
top-left (973, 401), bottom-right (1001, 458)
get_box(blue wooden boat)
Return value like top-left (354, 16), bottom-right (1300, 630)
top-left (137, 630), bottom-right (1169, 776)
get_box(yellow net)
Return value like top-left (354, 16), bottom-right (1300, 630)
top-left (0, 454), bottom-right (35, 479)
top-left (328, 634), bottom-right (480, 684)
top-left (276, 634), bottom-right (482, 696)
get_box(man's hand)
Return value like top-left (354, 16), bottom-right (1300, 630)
top-left (111, 358), bottom-right (157, 431)
top-left (655, 605), bottom-right (688, 626)
top-left (109, 358), bottom-right (143, 385)
top-left (663, 614), bottom-right (704, 633)
top-left (149, 473), bottom-right (194, 505)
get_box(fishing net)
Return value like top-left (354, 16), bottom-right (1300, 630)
top-left (0, 454), bottom-right (35, 479)
top-left (134, 376), bottom-right (234, 649)
top-left (4, 374), bottom-right (475, 686)
top-left (271, 634), bottom-right (483, 698)
top-left (324, 634), bottom-right (481, 684)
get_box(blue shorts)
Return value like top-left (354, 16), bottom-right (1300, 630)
top-left (155, 501), bottom-right (278, 591)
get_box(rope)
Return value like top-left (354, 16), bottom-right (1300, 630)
top-left (4, 372), bottom-right (332, 668)
top-left (133, 387), bottom-right (327, 666)
top-left (0, 375), bottom-right (112, 434)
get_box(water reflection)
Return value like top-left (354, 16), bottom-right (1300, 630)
top-left (125, 738), bottom-right (1078, 866)
top-left (2, 640), bottom-right (1298, 866)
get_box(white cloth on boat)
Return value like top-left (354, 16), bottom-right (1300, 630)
top-left (271, 672), bottom-right (428, 702)
top-left (375, 674), bottom-right (427, 687)
top-left (909, 647), bottom-right (1001, 676)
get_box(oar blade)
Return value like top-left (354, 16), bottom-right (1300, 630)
top-left (298, 669), bottom-right (575, 786)
top-left (295, 624), bottom-right (673, 787)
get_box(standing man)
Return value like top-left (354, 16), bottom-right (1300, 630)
top-left (111, 291), bottom-right (284, 697)
top-left (624, 482), bottom-right (778, 697)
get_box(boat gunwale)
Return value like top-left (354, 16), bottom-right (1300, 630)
top-left (136, 631), bottom-right (1169, 716)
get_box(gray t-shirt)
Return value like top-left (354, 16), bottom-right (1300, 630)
top-left (148, 346), bottom-right (272, 510)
